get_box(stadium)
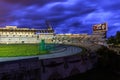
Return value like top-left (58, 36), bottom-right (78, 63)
top-left (0, 23), bottom-right (107, 80)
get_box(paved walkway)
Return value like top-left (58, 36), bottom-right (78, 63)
top-left (0, 45), bottom-right (82, 62)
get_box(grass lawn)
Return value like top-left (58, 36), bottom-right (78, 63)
top-left (0, 44), bottom-right (48, 57)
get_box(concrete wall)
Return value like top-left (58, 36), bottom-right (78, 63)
top-left (0, 52), bottom-right (97, 80)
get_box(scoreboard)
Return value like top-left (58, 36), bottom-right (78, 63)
top-left (93, 23), bottom-right (107, 32)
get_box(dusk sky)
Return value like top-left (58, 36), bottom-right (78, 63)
top-left (0, 0), bottom-right (120, 37)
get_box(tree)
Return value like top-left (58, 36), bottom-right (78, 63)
top-left (107, 36), bottom-right (116, 44)
top-left (107, 31), bottom-right (120, 45)
top-left (116, 31), bottom-right (120, 44)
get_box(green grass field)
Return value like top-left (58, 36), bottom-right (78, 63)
top-left (0, 44), bottom-right (48, 57)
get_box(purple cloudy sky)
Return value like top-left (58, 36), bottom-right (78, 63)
top-left (0, 0), bottom-right (120, 37)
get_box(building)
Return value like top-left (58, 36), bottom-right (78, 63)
top-left (54, 33), bottom-right (89, 44)
top-left (0, 22), bottom-right (107, 80)
top-left (0, 22), bottom-right (107, 45)
top-left (0, 26), bottom-right (54, 44)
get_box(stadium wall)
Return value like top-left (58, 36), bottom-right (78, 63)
top-left (0, 52), bottom-right (97, 80)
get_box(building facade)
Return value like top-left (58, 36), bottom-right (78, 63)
top-left (0, 22), bottom-right (107, 45)
top-left (0, 26), bottom-right (54, 44)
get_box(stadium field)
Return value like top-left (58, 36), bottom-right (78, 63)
top-left (0, 44), bottom-right (48, 57)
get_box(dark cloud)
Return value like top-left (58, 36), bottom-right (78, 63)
top-left (69, 21), bottom-right (82, 27)
top-left (0, 0), bottom-right (120, 37)
top-left (3, 0), bottom-right (66, 6)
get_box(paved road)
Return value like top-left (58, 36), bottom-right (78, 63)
top-left (0, 45), bottom-right (82, 62)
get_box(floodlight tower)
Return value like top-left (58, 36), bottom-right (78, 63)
top-left (45, 20), bottom-right (53, 30)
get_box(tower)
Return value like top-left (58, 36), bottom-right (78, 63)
top-left (92, 22), bottom-right (108, 45)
